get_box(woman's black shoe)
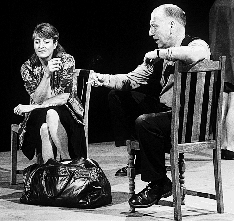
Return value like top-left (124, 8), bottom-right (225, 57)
top-left (128, 177), bottom-right (172, 208)
top-left (213, 149), bottom-right (230, 160)
top-left (115, 166), bottom-right (141, 176)
top-left (221, 149), bottom-right (225, 159)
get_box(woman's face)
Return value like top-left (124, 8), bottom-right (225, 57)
top-left (33, 34), bottom-right (57, 61)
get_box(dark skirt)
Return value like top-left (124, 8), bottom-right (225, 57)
top-left (21, 105), bottom-right (87, 160)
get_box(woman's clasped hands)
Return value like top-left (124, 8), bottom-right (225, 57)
top-left (13, 104), bottom-right (40, 116)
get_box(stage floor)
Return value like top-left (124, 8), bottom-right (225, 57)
top-left (0, 142), bottom-right (234, 221)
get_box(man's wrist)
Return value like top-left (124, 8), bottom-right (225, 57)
top-left (102, 74), bottom-right (111, 87)
top-left (156, 49), bottom-right (160, 58)
top-left (154, 48), bottom-right (174, 60)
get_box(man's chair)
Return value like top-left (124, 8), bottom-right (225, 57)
top-left (127, 56), bottom-right (226, 221)
top-left (10, 69), bottom-right (93, 184)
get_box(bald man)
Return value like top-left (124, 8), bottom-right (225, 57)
top-left (91, 4), bottom-right (210, 208)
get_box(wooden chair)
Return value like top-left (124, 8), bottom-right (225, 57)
top-left (127, 56), bottom-right (226, 220)
top-left (10, 69), bottom-right (93, 184)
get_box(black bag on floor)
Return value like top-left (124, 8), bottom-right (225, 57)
top-left (20, 158), bottom-right (112, 208)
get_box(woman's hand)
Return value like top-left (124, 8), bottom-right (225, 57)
top-left (45, 58), bottom-right (62, 77)
top-left (13, 104), bottom-right (39, 115)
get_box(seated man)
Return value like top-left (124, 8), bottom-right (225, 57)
top-left (91, 4), bottom-right (210, 207)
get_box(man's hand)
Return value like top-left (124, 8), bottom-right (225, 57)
top-left (144, 50), bottom-right (160, 64)
top-left (89, 72), bottom-right (106, 87)
top-left (13, 104), bottom-right (39, 116)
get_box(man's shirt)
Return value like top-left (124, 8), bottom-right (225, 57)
top-left (106, 37), bottom-right (210, 107)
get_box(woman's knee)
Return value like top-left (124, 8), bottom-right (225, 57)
top-left (46, 109), bottom-right (59, 123)
top-left (40, 123), bottom-right (49, 137)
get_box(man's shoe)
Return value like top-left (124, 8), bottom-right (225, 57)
top-left (161, 176), bottom-right (172, 198)
top-left (115, 166), bottom-right (141, 176)
top-left (129, 177), bottom-right (172, 208)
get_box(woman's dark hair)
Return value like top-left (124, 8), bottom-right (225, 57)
top-left (30, 23), bottom-right (66, 67)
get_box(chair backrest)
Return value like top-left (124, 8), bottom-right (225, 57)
top-left (171, 56), bottom-right (226, 152)
top-left (72, 69), bottom-right (93, 155)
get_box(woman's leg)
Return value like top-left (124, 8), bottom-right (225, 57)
top-left (46, 109), bottom-right (70, 160)
top-left (40, 123), bottom-right (54, 162)
top-left (225, 92), bottom-right (234, 152)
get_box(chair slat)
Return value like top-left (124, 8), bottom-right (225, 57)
top-left (191, 72), bottom-right (206, 141)
top-left (205, 72), bottom-right (215, 140)
top-left (181, 73), bottom-right (191, 143)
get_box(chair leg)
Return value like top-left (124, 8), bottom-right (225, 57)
top-left (213, 147), bottom-right (224, 213)
top-left (127, 140), bottom-right (136, 213)
top-left (179, 153), bottom-right (186, 205)
top-left (170, 149), bottom-right (182, 221)
top-left (11, 126), bottom-right (18, 185)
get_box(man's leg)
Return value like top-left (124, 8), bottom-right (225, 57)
top-left (108, 90), bottom-right (148, 145)
top-left (108, 90), bottom-right (131, 146)
top-left (129, 111), bottom-right (172, 208)
top-left (136, 112), bottom-right (171, 182)
top-left (108, 90), bottom-right (160, 176)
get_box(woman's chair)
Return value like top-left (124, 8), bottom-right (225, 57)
top-left (127, 56), bottom-right (226, 221)
top-left (10, 69), bottom-right (93, 184)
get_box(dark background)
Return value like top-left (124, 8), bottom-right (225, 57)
top-left (7, 0), bottom-right (214, 152)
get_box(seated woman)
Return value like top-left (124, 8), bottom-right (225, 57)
top-left (14, 23), bottom-right (87, 163)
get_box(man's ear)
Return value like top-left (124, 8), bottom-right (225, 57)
top-left (171, 20), bottom-right (175, 29)
top-left (170, 20), bottom-right (175, 35)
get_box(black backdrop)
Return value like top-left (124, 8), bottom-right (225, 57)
top-left (7, 0), bottom-right (214, 152)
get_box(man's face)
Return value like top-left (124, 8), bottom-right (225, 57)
top-left (34, 34), bottom-right (57, 60)
top-left (149, 12), bottom-right (173, 49)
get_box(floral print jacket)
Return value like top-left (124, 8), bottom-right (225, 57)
top-left (19, 53), bottom-right (84, 147)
